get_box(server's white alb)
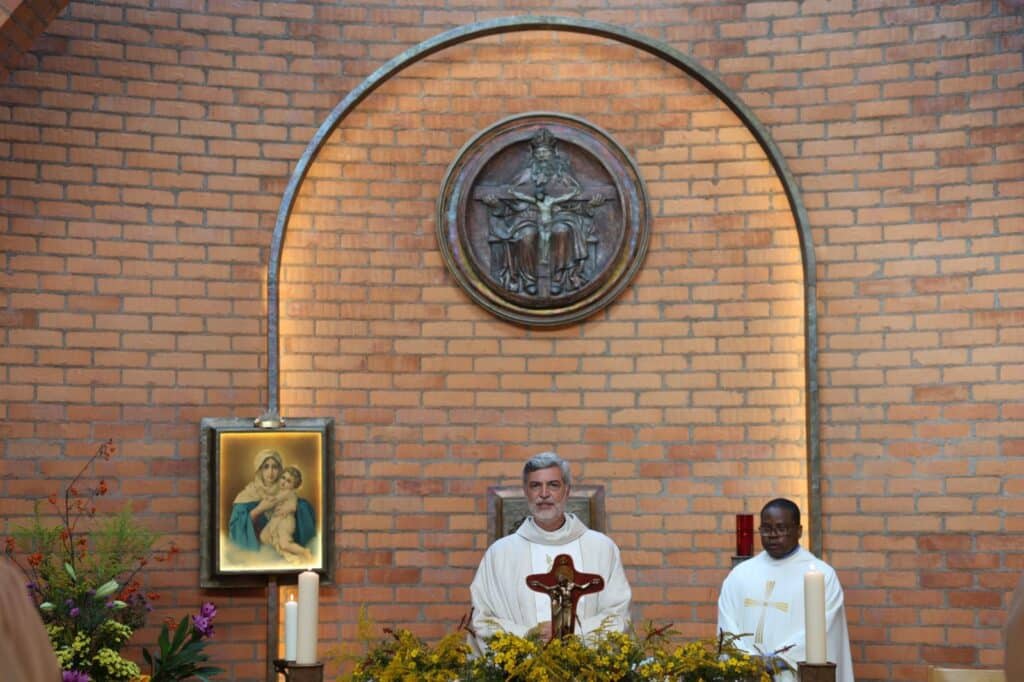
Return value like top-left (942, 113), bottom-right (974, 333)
top-left (717, 547), bottom-right (854, 682)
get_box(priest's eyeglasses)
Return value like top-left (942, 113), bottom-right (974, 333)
top-left (758, 525), bottom-right (794, 537)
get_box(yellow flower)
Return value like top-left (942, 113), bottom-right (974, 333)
top-left (333, 614), bottom-right (767, 682)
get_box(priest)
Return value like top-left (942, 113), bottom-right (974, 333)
top-left (469, 452), bottom-right (631, 651)
top-left (717, 498), bottom-right (855, 682)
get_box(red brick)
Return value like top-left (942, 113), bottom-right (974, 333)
top-left (0, 8), bottom-right (1020, 679)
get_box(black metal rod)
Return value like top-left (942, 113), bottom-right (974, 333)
top-left (267, 576), bottom-right (279, 682)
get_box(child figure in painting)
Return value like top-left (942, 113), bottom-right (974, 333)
top-left (255, 466), bottom-right (315, 565)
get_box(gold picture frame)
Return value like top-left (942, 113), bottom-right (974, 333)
top-left (199, 417), bottom-right (334, 587)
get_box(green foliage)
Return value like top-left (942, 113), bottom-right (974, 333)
top-left (142, 603), bottom-right (223, 682)
top-left (13, 502), bottom-right (157, 615)
top-left (91, 505), bottom-right (160, 583)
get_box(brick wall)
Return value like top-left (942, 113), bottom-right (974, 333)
top-left (0, 0), bottom-right (69, 82)
top-left (0, 3), bottom-right (1021, 681)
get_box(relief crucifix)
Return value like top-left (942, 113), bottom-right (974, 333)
top-left (438, 114), bottom-right (649, 327)
top-left (478, 128), bottom-right (608, 298)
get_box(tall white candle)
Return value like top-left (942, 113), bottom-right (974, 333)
top-left (804, 564), bottom-right (827, 664)
top-left (296, 570), bottom-right (320, 664)
top-left (284, 594), bottom-right (298, 661)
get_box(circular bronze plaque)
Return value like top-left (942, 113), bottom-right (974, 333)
top-left (437, 113), bottom-right (649, 327)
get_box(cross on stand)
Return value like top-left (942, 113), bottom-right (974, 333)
top-left (526, 554), bottom-right (604, 640)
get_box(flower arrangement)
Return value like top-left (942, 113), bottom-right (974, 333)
top-left (3, 439), bottom-right (218, 682)
top-left (336, 612), bottom-right (770, 682)
top-left (343, 626), bottom-right (472, 682)
top-left (479, 627), bottom-right (770, 681)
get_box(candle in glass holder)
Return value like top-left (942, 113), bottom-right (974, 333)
top-left (735, 513), bottom-right (754, 556)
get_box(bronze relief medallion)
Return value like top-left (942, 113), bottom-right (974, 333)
top-left (437, 113), bottom-right (649, 327)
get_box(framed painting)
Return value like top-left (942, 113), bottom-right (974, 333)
top-left (199, 417), bottom-right (334, 587)
top-left (487, 484), bottom-right (605, 545)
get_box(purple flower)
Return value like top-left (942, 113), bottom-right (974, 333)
top-left (199, 601), bottom-right (217, 619)
top-left (69, 607), bottom-right (80, 618)
top-left (127, 591), bottom-right (154, 612)
top-left (62, 671), bottom-right (90, 682)
top-left (192, 614), bottom-right (214, 638)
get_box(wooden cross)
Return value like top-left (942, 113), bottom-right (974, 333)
top-left (526, 554), bottom-right (604, 640)
top-left (743, 579), bottom-right (789, 645)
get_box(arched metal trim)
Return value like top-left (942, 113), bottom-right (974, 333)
top-left (263, 15), bottom-right (822, 556)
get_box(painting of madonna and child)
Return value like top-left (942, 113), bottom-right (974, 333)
top-left (213, 428), bottom-right (328, 575)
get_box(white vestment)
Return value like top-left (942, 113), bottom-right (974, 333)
top-left (717, 547), bottom-right (855, 682)
top-left (469, 512), bottom-right (631, 651)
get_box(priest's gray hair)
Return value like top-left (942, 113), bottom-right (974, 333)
top-left (523, 451), bottom-right (572, 486)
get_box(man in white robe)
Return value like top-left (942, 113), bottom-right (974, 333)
top-left (717, 498), bottom-right (855, 682)
top-left (470, 452), bottom-right (631, 651)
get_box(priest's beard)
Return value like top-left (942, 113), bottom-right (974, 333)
top-left (529, 498), bottom-right (567, 530)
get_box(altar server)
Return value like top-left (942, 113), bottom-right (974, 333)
top-left (469, 452), bottom-right (631, 651)
top-left (717, 498), bottom-right (855, 682)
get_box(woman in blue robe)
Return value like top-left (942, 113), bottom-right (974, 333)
top-left (228, 449), bottom-right (315, 551)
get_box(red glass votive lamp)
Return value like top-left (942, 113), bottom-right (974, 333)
top-left (736, 513), bottom-right (754, 556)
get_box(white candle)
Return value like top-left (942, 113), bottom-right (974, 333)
top-left (284, 595), bottom-right (298, 661)
top-left (804, 564), bottom-right (827, 664)
top-left (296, 570), bottom-right (320, 664)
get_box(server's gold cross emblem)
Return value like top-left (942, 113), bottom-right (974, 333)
top-left (743, 580), bottom-right (789, 645)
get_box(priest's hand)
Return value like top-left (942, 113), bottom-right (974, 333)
top-left (527, 621), bottom-right (551, 639)
top-left (760, 653), bottom-right (794, 674)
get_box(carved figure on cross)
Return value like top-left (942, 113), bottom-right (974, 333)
top-left (743, 579), bottom-right (789, 646)
top-left (526, 554), bottom-right (604, 640)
